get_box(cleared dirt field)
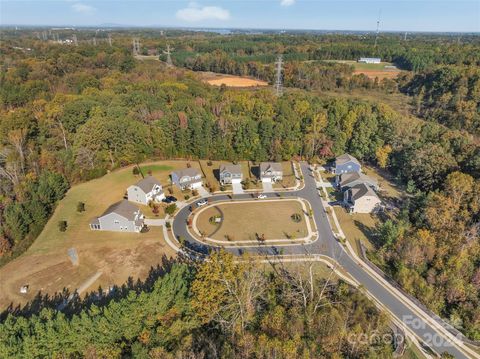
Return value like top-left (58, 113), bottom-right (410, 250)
top-left (196, 200), bottom-right (308, 241)
top-left (201, 72), bottom-right (269, 88)
top-left (0, 161), bottom-right (207, 310)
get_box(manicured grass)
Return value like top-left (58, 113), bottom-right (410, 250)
top-left (0, 160), bottom-right (210, 310)
top-left (334, 206), bottom-right (378, 253)
top-left (196, 200), bottom-right (309, 241)
top-left (362, 165), bottom-right (404, 201)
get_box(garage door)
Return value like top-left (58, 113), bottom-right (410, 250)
top-left (232, 178), bottom-right (242, 184)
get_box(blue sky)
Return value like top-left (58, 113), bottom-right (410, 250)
top-left (1, 1), bottom-right (479, 32)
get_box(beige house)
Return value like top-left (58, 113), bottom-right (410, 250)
top-left (344, 183), bottom-right (381, 213)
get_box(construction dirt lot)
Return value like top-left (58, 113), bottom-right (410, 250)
top-left (195, 199), bottom-right (310, 241)
top-left (200, 72), bottom-right (269, 88)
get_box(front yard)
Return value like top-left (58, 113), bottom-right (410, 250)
top-left (195, 199), bottom-right (311, 242)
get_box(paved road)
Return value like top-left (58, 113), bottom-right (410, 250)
top-left (172, 162), bottom-right (474, 359)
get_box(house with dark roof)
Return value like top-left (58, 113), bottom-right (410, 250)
top-left (127, 176), bottom-right (164, 205)
top-left (219, 164), bottom-right (243, 185)
top-left (333, 154), bottom-right (361, 174)
top-left (344, 183), bottom-right (381, 213)
top-left (90, 200), bottom-right (145, 232)
top-left (171, 168), bottom-right (203, 190)
top-left (259, 162), bottom-right (283, 183)
top-left (336, 172), bottom-right (378, 190)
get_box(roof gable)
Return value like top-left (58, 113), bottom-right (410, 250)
top-left (100, 200), bottom-right (140, 221)
top-left (336, 153), bottom-right (360, 166)
top-left (133, 176), bottom-right (162, 193)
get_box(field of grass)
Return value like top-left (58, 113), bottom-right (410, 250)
top-left (195, 199), bottom-right (309, 241)
top-left (0, 160), bottom-right (212, 310)
top-left (200, 72), bottom-right (269, 88)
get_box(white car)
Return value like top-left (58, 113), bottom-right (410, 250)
top-left (196, 199), bottom-right (208, 207)
top-left (257, 194), bottom-right (267, 199)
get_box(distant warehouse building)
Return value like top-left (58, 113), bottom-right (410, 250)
top-left (358, 57), bottom-right (381, 64)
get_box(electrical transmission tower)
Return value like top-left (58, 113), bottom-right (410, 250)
top-left (374, 9), bottom-right (381, 48)
top-left (404, 32), bottom-right (407, 41)
top-left (108, 33), bottom-right (112, 47)
top-left (92, 37), bottom-right (97, 46)
top-left (274, 55), bottom-right (283, 97)
top-left (132, 38), bottom-right (140, 56)
top-left (163, 44), bottom-right (174, 67)
top-left (72, 34), bottom-right (78, 46)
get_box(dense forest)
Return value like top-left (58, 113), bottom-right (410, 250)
top-left (0, 252), bottom-right (395, 358)
top-left (0, 31), bottom-right (479, 343)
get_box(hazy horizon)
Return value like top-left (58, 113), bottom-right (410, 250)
top-left (1, 1), bottom-right (479, 33)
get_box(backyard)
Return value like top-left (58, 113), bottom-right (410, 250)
top-left (194, 199), bottom-right (311, 242)
top-left (0, 161), bottom-right (205, 310)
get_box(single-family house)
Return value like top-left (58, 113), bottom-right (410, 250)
top-left (259, 162), bottom-right (283, 183)
top-left (90, 200), bottom-right (145, 232)
top-left (334, 154), bottom-right (361, 174)
top-left (127, 176), bottom-right (165, 205)
top-left (219, 164), bottom-right (243, 185)
top-left (171, 168), bottom-right (203, 190)
top-left (344, 183), bottom-right (381, 213)
top-left (336, 171), bottom-right (378, 190)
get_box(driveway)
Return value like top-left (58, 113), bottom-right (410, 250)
top-left (171, 162), bottom-right (471, 359)
top-left (262, 181), bottom-right (274, 193)
top-left (197, 185), bottom-right (210, 197)
top-left (144, 218), bottom-right (165, 226)
top-left (232, 182), bottom-right (244, 195)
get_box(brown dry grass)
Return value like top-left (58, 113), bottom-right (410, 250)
top-left (0, 161), bottom-right (209, 310)
top-left (196, 200), bottom-right (308, 241)
top-left (353, 69), bottom-right (401, 80)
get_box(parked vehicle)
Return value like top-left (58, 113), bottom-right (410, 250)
top-left (162, 196), bottom-right (177, 204)
top-left (257, 194), bottom-right (267, 199)
top-left (196, 199), bottom-right (208, 207)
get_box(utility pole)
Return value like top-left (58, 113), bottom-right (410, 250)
top-left (374, 9), bottom-right (381, 48)
top-left (274, 55), bottom-right (283, 97)
top-left (404, 32), bottom-right (407, 41)
top-left (107, 33), bottom-right (112, 47)
top-left (163, 44), bottom-right (174, 67)
top-left (72, 34), bottom-right (78, 46)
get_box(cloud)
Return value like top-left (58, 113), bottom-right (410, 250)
top-left (176, 3), bottom-right (230, 22)
top-left (280, 0), bottom-right (295, 7)
top-left (71, 2), bottom-right (95, 14)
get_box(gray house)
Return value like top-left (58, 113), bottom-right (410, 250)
top-left (334, 154), bottom-right (361, 174)
top-left (336, 172), bottom-right (378, 190)
top-left (171, 168), bottom-right (203, 190)
top-left (219, 164), bottom-right (243, 185)
top-left (344, 183), bottom-right (381, 214)
top-left (90, 200), bottom-right (145, 232)
top-left (260, 162), bottom-right (283, 183)
top-left (127, 176), bottom-right (165, 205)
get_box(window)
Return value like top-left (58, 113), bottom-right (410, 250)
top-left (114, 220), bottom-right (119, 224)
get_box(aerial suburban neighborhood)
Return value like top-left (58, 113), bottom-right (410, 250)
top-left (1, 6), bottom-right (478, 358)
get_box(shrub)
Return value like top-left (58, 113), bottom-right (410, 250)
top-left (220, 185), bottom-right (226, 192)
top-left (152, 205), bottom-right (160, 216)
top-left (165, 222), bottom-right (171, 229)
top-left (207, 160), bottom-right (212, 166)
top-left (184, 194), bottom-right (190, 200)
top-left (165, 204), bottom-right (177, 216)
top-left (76, 202), bottom-right (85, 212)
top-left (58, 220), bottom-right (67, 232)
top-left (192, 189), bottom-right (199, 197)
top-left (132, 167), bottom-right (139, 175)
top-left (291, 213), bottom-right (302, 223)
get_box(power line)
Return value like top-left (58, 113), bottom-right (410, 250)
top-left (163, 44), bottom-right (174, 67)
top-left (274, 55), bottom-right (283, 97)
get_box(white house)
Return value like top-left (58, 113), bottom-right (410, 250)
top-left (90, 200), bottom-right (145, 232)
top-left (127, 176), bottom-right (165, 205)
top-left (344, 183), bottom-right (381, 213)
top-left (171, 168), bottom-right (203, 190)
top-left (219, 164), bottom-right (243, 185)
top-left (358, 57), bottom-right (381, 64)
top-left (259, 162), bottom-right (283, 183)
